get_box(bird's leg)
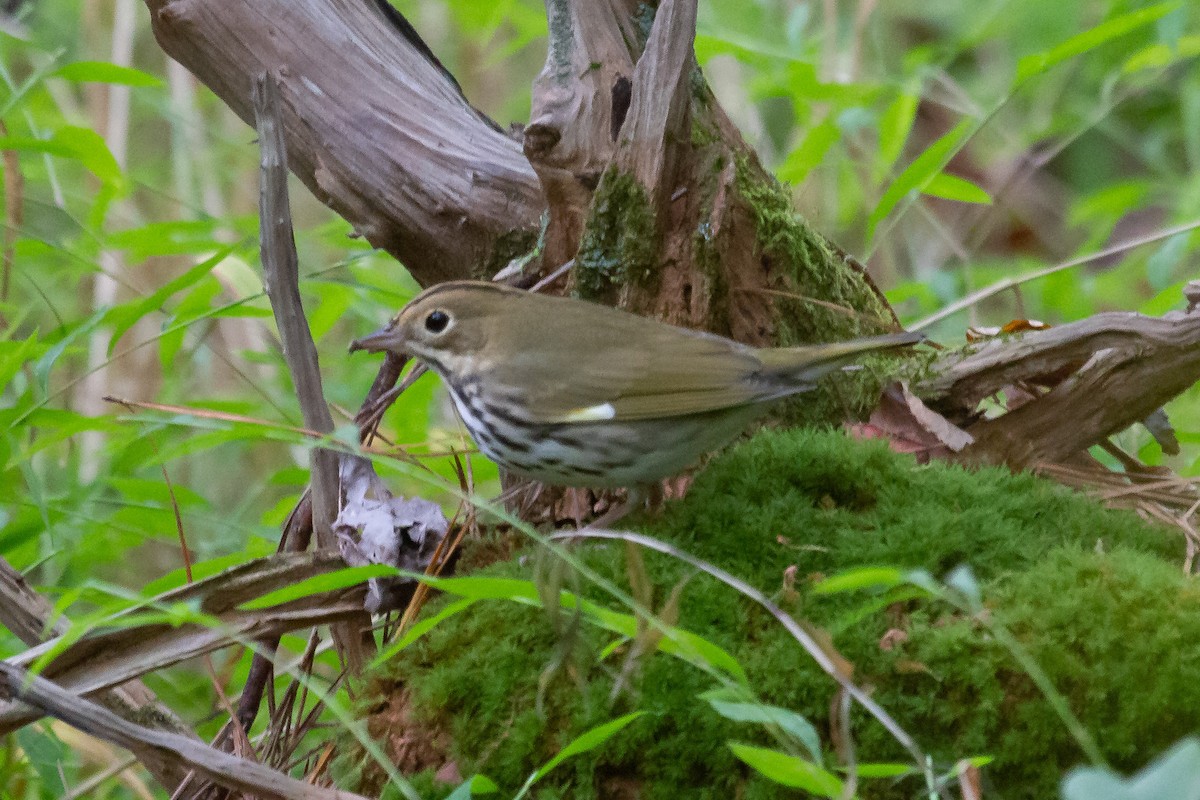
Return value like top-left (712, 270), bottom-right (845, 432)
top-left (587, 486), bottom-right (647, 529)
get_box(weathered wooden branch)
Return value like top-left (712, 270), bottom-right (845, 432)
top-left (521, 0), bottom-right (895, 352)
top-left (0, 557), bottom-right (196, 792)
top-left (254, 72), bottom-right (374, 673)
top-left (0, 662), bottom-right (370, 800)
top-left (146, 0), bottom-right (894, 350)
top-left (917, 309), bottom-right (1200, 468)
top-left (144, 0), bottom-right (544, 285)
top-left (524, 0), bottom-right (641, 266)
top-left (0, 555), bottom-right (70, 645)
top-left (0, 552), bottom-right (363, 734)
top-left (613, 0), bottom-right (697, 207)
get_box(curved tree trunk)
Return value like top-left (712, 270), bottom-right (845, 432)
top-left (523, 0), bottom-right (896, 352)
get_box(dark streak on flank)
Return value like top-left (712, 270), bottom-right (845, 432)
top-left (490, 426), bottom-right (533, 454)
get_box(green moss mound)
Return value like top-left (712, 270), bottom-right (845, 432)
top-left (892, 547), bottom-right (1200, 793)
top-left (358, 430), bottom-right (1191, 799)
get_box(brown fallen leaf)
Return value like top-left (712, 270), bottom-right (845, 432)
top-left (849, 382), bottom-right (974, 460)
top-left (879, 628), bottom-right (908, 651)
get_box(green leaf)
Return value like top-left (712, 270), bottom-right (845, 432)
top-left (1139, 280), bottom-right (1189, 316)
top-left (701, 691), bottom-right (822, 762)
top-left (598, 636), bottom-right (629, 660)
top-left (52, 61), bottom-right (164, 87)
top-left (903, 569), bottom-right (942, 595)
top-left (1145, 233), bottom-right (1191, 291)
top-left (52, 126), bottom-right (123, 186)
top-left (0, 56), bottom-right (64, 117)
top-left (106, 248), bottom-right (231, 356)
top-left (32, 308), bottom-right (108, 397)
top-left (445, 774), bottom-right (499, 800)
top-left (1016, 3), bottom-right (1180, 83)
top-left (945, 564), bottom-right (982, 609)
top-left (922, 173), bottom-right (992, 205)
top-left (778, 117), bottom-right (840, 184)
top-left (1062, 737), bottom-right (1200, 800)
top-left (16, 726), bottom-right (67, 795)
top-left (1123, 34), bottom-right (1200, 72)
top-left (878, 91), bottom-right (919, 177)
top-left (0, 135), bottom-right (76, 159)
top-left (425, 575), bottom-right (748, 682)
top-left (305, 280), bottom-right (357, 342)
top-left (239, 565), bottom-right (398, 609)
top-left (578, 600), bottom-right (748, 683)
top-left (531, 712), bottom-right (644, 782)
top-left (425, 575), bottom-right (542, 602)
top-left (208, 304), bottom-right (273, 320)
top-left (18, 409), bottom-right (116, 459)
top-left (159, 279), bottom-right (224, 368)
top-left (868, 119), bottom-right (973, 241)
top-left (373, 598), bottom-right (477, 664)
top-left (107, 220), bottom-right (226, 260)
top-left (853, 762), bottom-right (916, 777)
top-left (0, 335), bottom-right (44, 392)
top-left (813, 566), bottom-right (904, 595)
top-left (728, 742), bottom-right (843, 796)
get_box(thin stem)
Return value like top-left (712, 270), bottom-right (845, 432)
top-left (913, 218), bottom-right (1200, 330)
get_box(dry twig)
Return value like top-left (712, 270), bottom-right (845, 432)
top-left (0, 662), bottom-right (369, 800)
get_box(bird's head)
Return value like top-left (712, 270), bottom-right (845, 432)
top-left (349, 281), bottom-right (514, 370)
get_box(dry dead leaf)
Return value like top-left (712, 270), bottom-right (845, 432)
top-left (849, 382), bottom-right (974, 459)
top-left (878, 628), bottom-right (908, 651)
top-left (335, 456), bottom-right (450, 613)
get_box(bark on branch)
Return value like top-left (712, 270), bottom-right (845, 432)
top-left (0, 557), bottom-right (196, 792)
top-left (0, 661), bottom-right (370, 800)
top-left (614, 0), bottom-right (697, 206)
top-left (917, 309), bottom-right (1200, 468)
top-left (0, 551), bottom-right (362, 734)
top-left (145, 0), bottom-right (544, 285)
top-left (253, 71), bottom-right (374, 672)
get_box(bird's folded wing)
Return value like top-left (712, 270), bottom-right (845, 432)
top-left (511, 331), bottom-right (772, 423)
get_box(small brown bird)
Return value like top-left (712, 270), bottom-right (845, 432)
top-left (351, 281), bottom-right (921, 494)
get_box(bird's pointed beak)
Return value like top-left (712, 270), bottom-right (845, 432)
top-left (349, 326), bottom-right (402, 354)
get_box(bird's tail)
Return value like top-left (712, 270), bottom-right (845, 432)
top-left (755, 331), bottom-right (924, 385)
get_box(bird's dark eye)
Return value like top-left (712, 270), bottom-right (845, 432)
top-left (425, 310), bottom-right (450, 333)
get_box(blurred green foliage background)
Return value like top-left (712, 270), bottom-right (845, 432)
top-left (1, 0), bottom-right (1198, 797)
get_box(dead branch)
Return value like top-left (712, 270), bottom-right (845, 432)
top-left (0, 662), bottom-right (370, 800)
top-left (253, 71), bottom-right (373, 672)
top-left (916, 309), bottom-right (1200, 468)
top-left (0, 557), bottom-right (197, 792)
top-left (524, 0), bottom-right (642, 265)
top-left (0, 551), bottom-right (363, 734)
top-left (0, 554), bottom-right (68, 644)
top-left (613, 0), bottom-right (697, 207)
top-left (144, 0), bottom-right (543, 285)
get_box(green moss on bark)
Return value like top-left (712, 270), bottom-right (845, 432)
top-left (732, 156), bottom-right (907, 424)
top-left (575, 168), bottom-right (658, 300)
top-left (733, 156), bottom-right (891, 344)
top-left (348, 430), bottom-right (1189, 799)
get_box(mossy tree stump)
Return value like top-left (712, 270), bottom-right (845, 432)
top-left (524, 0), bottom-right (897, 351)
